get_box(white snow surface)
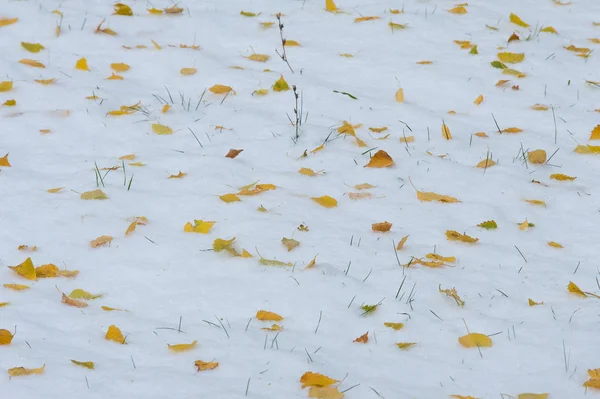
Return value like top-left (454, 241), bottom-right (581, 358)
top-left (1, 0), bottom-right (600, 398)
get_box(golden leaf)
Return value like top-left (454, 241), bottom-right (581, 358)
top-left (281, 238), bottom-right (300, 251)
top-left (531, 104), bottom-right (549, 111)
top-left (446, 230), bottom-right (479, 243)
top-left (18, 245), bottom-right (37, 252)
top-left (220, 194), bottom-right (241, 203)
top-left (111, 62), bottom-right (130, 72)
top-left (442, 122), bottom-right (452, 140)
top-left (248, 53), bottom-right (269, 62)
top-left (568, 281), bottom-right (587, 297)
top-left (0, 302), bottom-right (9, 308)
top-left (2, 99), bottom-right (14, 106)
top-left (416, 190), bottom-right (460, 203)
top-left (148, 8), bottom-right (164, 14)
top-left (240, 11), bottom-right (258, 17)
top-left (168, 340), bottom-right (198, 352)
top-left (152, 123), bottom-right (173, 135)
top-left (209, 84), bottom-right (234, 94)
top-left (101, 306), bottom-right (125, 312)
top-left (114, 3), bottom-right (133, 16)
top-left (528, 149), bottom-right (546, 164)
top-left (36, 264), bottom-right (59, 278)
top-left (550, 174), bottom-right (576, 181)
top-left (476, 158), bottom-right (496, 168)
top-left (300, 372), bottom-right (338, 388)
top-left (19, 59), bottom-right (45, 68)
top-left (0, 17), bottom-right (18, 27)
top-left (253, 88), bottom-right (269, 96)
top-left (372, 221), bottom-right (392, 232)
top-left (528, 298), bottom-right (544, 306)
top-left (0, 81), bottom-right (13, 92)
top-left (384, 322), bottom-right (404, 330)
top-left (396, 342), bottom-right (416, 350)
top-left (548, 241), bottom-right (563, 248)
top-left (105, 325), bottom-right (126, 344)
top-left (502, 127), bottom-right (523, 133)
top-left (106, 73), bottom-right (124, 80)
top-left (325, 0), bottom-right (338, 12)
top-left (8, 258), bottom-right (36, 280)
top-left (35, 78), bottom-right (56, 85)
top-left (590, 125), bottom-right (600, 140)
top-left (474, 94), bottom-right (484, 105)
top-left (165, 5), bottom-right (184, 14)
top-left (0, 329), bottom-right (14, 345)
top-left (309, 387), bottom-right (344, 399)
top-left (69, 289), bottom-right (102, 300)
top-left (90, 235), bottom-right (112, 248)
top-left (389, 21), bottom-right (408, 29)
top-left (498, 52), bottom-right (525, 63)
top-left (71, 360), bottom-right (95, 369)
top-left (395, 88), bottom-right (404, 103)
top-left (365, 150), bottom-right (394, 168)
top-left (459, 333), bottom-right (492, 348)
top-left (448, 6), bottom-right (468, 14)
top-left (273, 75), bottom-right (290, 91)
top-left (4, 284), bottom-right (29, 291)
top-left (439, 286), bottom-right (465, 306)
top-left (353, 332), bottom-right (369, 343)
top-left (517, 395), bottom-right (548, 399)
top-left (564, 45), bottom-right (590, 54)
top-left (509, 13), bottom-right (529, 28)
top-left (225, 149), bottom-right (244, 158)
top-left (21, 42), bottom-right (44, 53)
top-left (260, 22), bottom-right (275, 28)
top-left (306, 255), bottom-right (317, 268)
top-left (396, 235), bottom-right (409, 250)
top-left (181, 67), bottom-right (197, 76)
top-left (195, 360), bottom-right (219, 371)
top-left (75, 57), bottom-right (90, 71)
top-left (541, 26), bottom-right (557, 34)
top-left (574, 144), bottom-right (600, 154)
top-left (354, 16), bottom-right (380, 23)
top-left (256, 310), bottom-right (283, 321)
top-left (8, 364), bottom-right (45, 377)
top-left (311, 195), bottom-right (338, 208)
top-left (0, 153), bottom-right (11, 167)
top-left (525, 199), bottom-right (546, 207)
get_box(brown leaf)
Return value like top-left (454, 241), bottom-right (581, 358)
top-left (225, 149), bottom-right (244, 158)
top-left (353, 332), bottom-right (369, 343)
top-left (372, 221), bottom-right (392, 232)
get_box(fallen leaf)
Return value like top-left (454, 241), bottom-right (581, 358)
top-left (152, 123), bottom-right (173, 135)
top-left (525, 199), bottom-right (546, 207)
top-left (365, 150), bottom-right (394, 168)
top-left (181, 67), bottom-right (197, 76)
top-left (476, 158), bottom-right (496, 168)
top-left (8, 365), bottom-right (45, 377)
top-left (168, 340), bottom-right (198, 352)
top-left (225, 149), bottom-right (243, 158)
top-left (478, 220), bottom-right (497, 229)
top-left (474, 95), bottom-right (484, 105)
top-left (111, 62), bottom-right (130, 72)
top-left (395, 88), bottom-right (404, 103)
top-left (306, 255), bottom-right (317, 268)
top-left (442, 122), bottom-right (452, 140)
top-left (574, 144), bottom-right (600, 154)
top-left (75, 57), bottom-right (89, 71)
top-left (384, 322), bottom-right (404, 331)
top-left (0, 81), bottom-right (13, 92)
top-left (300, 372), bottom-right (338, 388)
top-left (164, 5), bottom-right (184, 13)
top-left (312, 195), bottom-right (338, 208)
top-left (248, 53), bottom-right (269, 62)
top-left (448, 6), bottom-right (468, 14)
top-left (584, 369), bottom-right (600, 389)
top-left (517, 395), bottom-right (548, 399)
top-left (256, 310), bottom-right (283, 321)
top-left (69, 289), bottom-right (102, 300)
top-left (282, 238), bottom-right (300, 251)
top-left (590, 125), bottom-right (600, 140)
top-left (502, 127), bottom-right (523, 133)
top-left (416, 189), bottom-right (460, 203)
top-left (354, 16), bottom-right (380, 23)
top-left (519, 219), bottom-right (534, 231)
top-left (81, 189), bottom-right (107, 200)
top-left (531, 104), bottom-right (549, 111)
top-left (309, 386), bottom-right (344, 399)
top-left (0, 153), bottom-right (11, 167)
top-left (0, 17), bottom-right (18, 27)
top-left (568, 281), bottom-right (587, 297)
top-left (509, 13), bottom-right (529, 28)
top-left (440, 286), bottom-right (465, 306)
top-left (101, 306), bottom-right (125, 312)
top-left (541, 26), bottom-right (557, 34)
top-left (550, 173), bottom-right (576, 181)
top-left (209, 84), bottom-right (234, 94)
top-left (195, 360), bottom-right (219, 371)
top-left (459, 333), bottom-right (492, 348)
top-left (372, 221), bottom-right (392, 232)
top-left (273, 75), bottom-right (290, 92)
top-left (105, 325), bottom-right (126, 344)
top-left (220, 194), bottom-right (241, 203)
top-left (396, 342), bottom-right (416, 350)
top-left (36, 264), bottom-right (58, 278)
top-left (8, 258), bottom-right (36, 280)
top-left (528, 149), bottom-right (547, 164)
top-left (353, 332), bottom-right (369, 343)
top-left (71, 360), bottom-right (94, 369)
top-left (90, 235), bottom-right (113, 248)
top-left (113, 3), bottom-right (133, 15)
top-left (62, 293), bottom-right (87, 308)
top-left (4, 284), bottom-right (29, 291)
top-left (548, 241), bottom-right (563, 248)
top-left (389, 21), bottom-right (408, 29)
top-left (395, 235), bottom-right (409, 250)
top-left (0, 329), bottom-right (14, 345)
top-left (446, 230), bottom-right (479, 243)
top-left (528, 298), bottom-right (544, 306)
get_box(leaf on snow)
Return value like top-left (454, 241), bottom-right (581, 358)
top-left (300, 372), bottom-right (338, 388)
top-left (446, 230), bottom-right (479, 243)
top-left (105, 325), bottom-right (126, 344)
top-left (312, 195), bottom-right (338, 208)
top-left (8, 258), bottom-right (36, 280)
top-left (458, 333), bottom-right (492, 348)
top-left (168, 341), bottom-right (198, 352)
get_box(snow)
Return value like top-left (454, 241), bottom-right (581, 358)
top-left (1, 0), bottom-right (600, 398)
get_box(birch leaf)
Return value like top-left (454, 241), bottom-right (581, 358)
top-left (395, 88), bottom-right (404, 103)
top-left (209, 84), bottom-right (234, 94)
top-left (365, 150), bottom-right (394, 167)
top-left (568, 281), bottom-right (587, 297)
top-left (550, 173), bottom-right (576, 181)
top-left (105, 325), bottom-right (126, 343)
top-left (309, 387), bottom-right (344, 399)
top-left (0, 153), bottom-right (11, 167)
top-left (8, 258), bottom-right (36, 280)
top-left (248, 53), bottom-right (269, 62)
top-left (114, 3), bottom-right (133, 16)
top-left (195, 360), bottom-right (219, 371)
top-left (152, 123), bottom-right (173, 135)
top-left (0, 329), bottom-right (14, 345)
top-left (548, 241), bottom-right (563, 248)
top-left (256, 310), bottom-right (283, 321)
top-left (90, 235), bottom-right (113, 248)
top-left (396, 235), bottom-right (409, 250)
top-left (181, 67), bottom-right (197, 76)
top-left (282, 238), bottom-right (300, 251)
top-left (574, 145), bottom-right (600, 154)
top-left (4, 284), bottom-right (29, 291)
top-left (446, 230), bottom-right (479, 243)
top-left (474, 95), bottom-right (484, 105)
top-left (442, 122), bottom-right (452, 139)
top-left (8, 365), bottom-right (45, 377)
top-left (509, 13), bottom-right (529, 28)
top-left (478, 220), bottom-right (497, 229)
top-left (69, 289), bottom-right (102, 300)
top-left (498, 52), bottom-right (525, 63)
top-left (528, 149), bottom-right (546, 163)
top-left (75, 58), bottom-right (90, 71)
top-left (21, 42), bottom-right (44, 53)
top-left (19, 59), bottom-right (45, 68)
top-left (220, 194), bottom-right (241, 203)
top-left (0, 18), bottom-right (18, 27)
top-left (300, 372), bottom-right (338, 388)
top-left (312, 195), bottom-right (338, 208)
top-left (184, 220), bottom-right (215, 234)
top-left (168, 341), bottom-right (197, 352)
top-left (111, 62), bottom-right (130, 72)
top-left (384, 322), bottom-right (404, 330)
top-left (71, 360), bottom-right (95, 369)
top-left (372, 221), bottom-right (392, 232)
top-left (273, 75), bottom-right (290, 92)
top-left (528, 298), bottom-right (544, 306)
top-left (590, 125), bottom-right (600, 140)
top-left (458, 333), bottom-right (492, 348)
top-left (0, 81), bottom-right (13, 92)
top-left (416, 190), bottom-right (460, 203)
top-left (396, 342), bottom-right (416, 350)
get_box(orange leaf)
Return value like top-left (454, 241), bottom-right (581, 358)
top-left (225, 149), bottom-right (243, 158)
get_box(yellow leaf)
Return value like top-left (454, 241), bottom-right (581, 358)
top-left (325, 0), bottom-right (338, 12)
top-left (395, 88), bottom-right (404, 103)
top-left (195, 360), bottom-right (219, 371)
top-left (35, 78), bottom-right (56, 85)
top-left (427, 254), bottom-right (456, 263)
top-left (459, 333), bottom-right (492, 348)
top-left (395, 235), bottom-right (409, 250)
top-left (0, 81), bottom-right (13, 92)
top-left (114, 3), bottom-right (133, 16)
top-left (439, 286), bottom-right (465, 306)
top-left (0, 329), bottom-right (14, 345)
top-left (241, 249), bottom-right (253, 258)
top-left (273, 75), bottom-right (290, 92)
top-left (299, 167), bottom-right (320, 176)
top-left (71, 360), bottom-right (95, 369)
top-left (541, 26), bottom-right (557, 34)
top-left (148, 8), bottom-right (164, 14)
top-left (2, 99), bottom-right (16, 106)
top-left (39, 129), bottom-right (52, 134)
top-left (256, 310), bottom-right (283, 321)
top-left (17, 245), bottom-right (37, 252)
top-left (0, 153), bottom-right (11, 167)
top-left (101, 306), bottom-right (125, 312)
top-left (517, 395), bottom-right (548, 399)
top-left (253, 88), bottom-right (269, 96)
top-left (528, 149), bottom-right (546, 164)
top-left (0, 302), bottom-right (8, 308)
top-left (209, 84), bottom-right (234, 94)
top-left (260, 21), bottom-right (275, 28)
top-left (339, 53), bottom-right (353, 57)
top-left (4, 284), bottom-right (29, 291)
top-left (119, 154), bottom-right (135, 160)
top-left (396, 342), bottom-right (417, 350)
top-left (476, 158), bottom-right (496, 168)
top-left (69, 289), bottom-right (102, 300)
top-left (528, 298), bottom-right (544, 306)
top-left (75, 57), bottom-right (89, 71)
top-left (446, 230), bottom-right (479, 243)
top-left (164, 5), bottom-right (184, 14)
top-left (518, 219), bottom-right (533, 231)
top-left (282, 237), bottom-right (300, 251)
top-left (509, 13), bottom-right (529, 28)
top-left (496, 79), bottom-right (511, 87)
top-left (589, 38), bottom-right (600, 44)
top-left (525, 199), bottom-right (546, 207)
top-left (448, 6), bottom-right (468, 14)
top-left (369, 127), bottom-right (388, 133)
top-left (498, 52), bottom-right (525, 63)
top-left (128, 161), bottom-right (145, 167)
top-left (372, 221), bottom-right (392, 232)
top-left (19, 59), bottom-right (45, 68)
top-left (306, 255), bottom-right (317, 268)
top-left (111, 62), bottom-right (130, 72)
top-left (161, 104), bottom-right (171, 113)
top-left (564, 45), bottom-right (590, 54)
top-left (168, 340), bottom-right (198, 352)
top-left (0, 17), bottom-right (18, 27)
top-left (184, 220), bottom-right (216, 234)
top-left (106, 73), bottom-right (124, 80)
top-left (35, 264), bottom-right (59, 278)
top-left (300, 372), bottom-right (338, 388)
top-left (105, 325), bottom-right (126, 344)
top-left (574, 144), bottom-right (600, 154)
top-left (220, 193), bottom-right (241, 203)
top-left (247, 53), bottom-right (269, 62)
top-left (365, 150), bottom-right (394, 168)
top-left (531, 104), bottom-right (549, 111)
top-left (96, 20), bottom-right (118, 36)
top-left (21, 42), bottom-right (44, 53)
top-left (240, 11), bottom-right (258, 17)
top-left (8, 364), bottom-right (45, 377)
top-left (568, 281), bottom-right (587, 297)
top-left (590, 125), bottom-right (600, 140)
top-left (151, 40), bottom-right (162, 50)
top-left (354, 16), bottom-right (380, 23)
top-left (312, 195), bottom-right (338, 208)
top-left (474, 94), bottom-right (484, 105)
top-left (389, 21), bottom-right (408, 30)
top-left (442, 122), bottom-right (452, 140)
top-left (168, 171), bottom-right (186, 179)
top-left (416, 190), bottom-right (460, 203)
top-left (384, 322), bottom-right (404, 330)
top-left (180, 67), bottom-right (197, 76)
top-left (309, 387), bottom-right (344, 399)
top-left (502, 127), bottom-right (523, 133)
top-left (550, 173), bottom-right (576, 181)
top-left (8, 258), bottom-right (36, 280)
top-left (152, 123), bottom-right (173, 135)
top-left (90, 235), bottom-right (112, 248)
